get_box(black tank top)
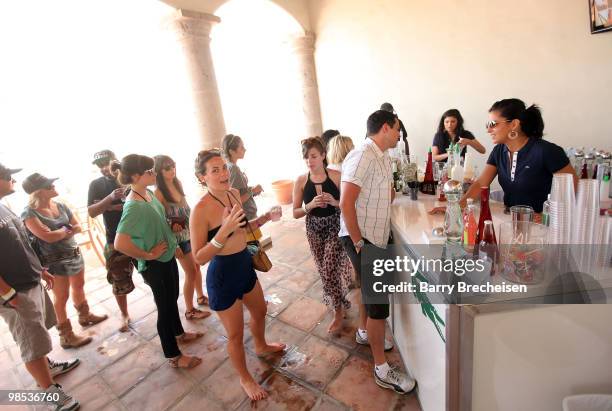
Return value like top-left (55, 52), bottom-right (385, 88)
top-left (303, 169), bottom-right (340, 218)
top-left (207, 191), bottom-right (249, 241)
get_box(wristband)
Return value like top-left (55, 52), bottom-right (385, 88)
top-left (1, 288), bottom-right (16, 302)
top-left (210, 238), bottom-right (224, 249)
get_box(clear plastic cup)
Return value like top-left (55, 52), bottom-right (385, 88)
top-left (269, 206), bottom-right (282, 222)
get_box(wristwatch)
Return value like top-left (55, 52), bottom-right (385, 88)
top-left (354, 239), bottom-right (365, 249)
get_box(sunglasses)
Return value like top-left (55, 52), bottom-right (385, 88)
top-left (43, 184), bottom-right (55, 190)
top-left (485, 119), bottom-right (512, 129)
top-left (163, 164), bottom-right (176, 171)
top-left (144, 169), bottom-right (156, 176)
top-left (1, 175), bottom-right (15, 182)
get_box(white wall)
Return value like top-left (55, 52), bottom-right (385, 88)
top-left (309, 0), bottom-right (612, 172)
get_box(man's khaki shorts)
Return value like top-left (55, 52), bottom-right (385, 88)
top-left (0, 283), bottom-right (56, 363)
top-left (105, 244), bottom-right (135, 296)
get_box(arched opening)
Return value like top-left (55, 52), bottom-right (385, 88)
top-left (0, 0), bottom-right (201, 206)
top-left (211, 0), bottom-right (306, 185)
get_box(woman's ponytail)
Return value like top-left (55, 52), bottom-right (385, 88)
top-left (519, 104), bottom-right (544, 139)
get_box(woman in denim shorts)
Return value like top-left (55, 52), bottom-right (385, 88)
top-left (154, 155), bottom-right (210, 321)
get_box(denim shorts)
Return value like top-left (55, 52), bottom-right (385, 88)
top-left (206, 248), bottom-right (257, 311)
top-left (178, 240), bottom-right (192, 255)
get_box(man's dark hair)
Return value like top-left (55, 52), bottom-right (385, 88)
top-left (321, 129), bottom-right (340, 147)
top-left (367, 110), bottom-right (397, 136)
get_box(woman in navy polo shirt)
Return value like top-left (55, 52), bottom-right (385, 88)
top-left (459, 98), bottom-right (577, 213)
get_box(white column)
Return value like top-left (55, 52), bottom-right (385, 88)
top-left (291, 32), bottom-right (323, 138)
top-left (171, 10), bottom-right (225, 149)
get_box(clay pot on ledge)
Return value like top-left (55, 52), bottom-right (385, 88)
top-left (271, 180), bottom-right (293, 205)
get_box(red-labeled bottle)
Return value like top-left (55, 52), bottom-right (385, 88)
top-left (476, 186), bottom-right (496, 245)
top-left (420, 147), bottom-right (436, 195)
top-left (478, 220), bottom-right (498, 276)
top-left (463, 198), bottom-right (477, 252)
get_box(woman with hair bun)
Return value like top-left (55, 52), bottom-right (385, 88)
top-left (436, 98), bottom-right (577, 213)
top-left (113, 154), bottom-right (203, 369)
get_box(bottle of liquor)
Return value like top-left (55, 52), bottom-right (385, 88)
top-left (542, 194), bottom-right (551, 227)
top-left (463, 198), bottom-right (477, 252)
top-left (478, 220), bottom-right (498, 276)
top-left (420, 147), bottom-right (436, 195)
top-left (392, 160), bottom-right (401, 192)
top-left (476, 186), bottom-right (496, 245)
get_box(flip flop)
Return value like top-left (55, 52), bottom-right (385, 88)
top-left (185, 308), bottom-right (211, 320)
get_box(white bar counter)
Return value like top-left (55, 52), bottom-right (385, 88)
top-left (389, 193), bottom-right (612, 411)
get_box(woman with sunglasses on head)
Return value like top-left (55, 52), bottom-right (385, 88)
top-left (153, 155), bottom-right (210, 321)
top-left (292, 137), bottom-right (352, 334)
top-left (190, 149), bottom-right (285, 401)
top-left (22, 173), bottom-right (107, 349)
top-left (113, 155), bottom-right (203, 369)
top-left (431, 99), bottom-right (577, 215)
top-left (432, 108), bottom-right (486, 162)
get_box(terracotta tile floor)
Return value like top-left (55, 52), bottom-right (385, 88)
top-left (0, 203), bottom-right (422, 411)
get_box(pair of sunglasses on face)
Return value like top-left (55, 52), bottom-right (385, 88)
top-left (1, 175), bottom-right (16, 182)
top-left (485, 119), bottom-right (512, 129)
top-left (162, 164), bottom-right (176, 172)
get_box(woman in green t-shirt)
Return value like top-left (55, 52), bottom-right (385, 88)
top-left (113, 154), bottom-right (202, 369)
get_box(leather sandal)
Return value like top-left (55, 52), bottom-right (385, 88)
top-left (168, 355), bottom-right (202, 369)
top-left (185, 308), bottom-right (211, 320)
top-left (197, 295), bottom-right (209, 306)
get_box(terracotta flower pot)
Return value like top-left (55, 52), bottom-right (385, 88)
top-left (271, 180), bottom-right (293, 205)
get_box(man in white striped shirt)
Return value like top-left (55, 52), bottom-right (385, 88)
top-left (339, 110), bottom-right (416, 394)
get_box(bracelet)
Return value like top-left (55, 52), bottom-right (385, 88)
top-left (1, 288), bottom-right (16, 302)
top-left (210, 237), bottom-right (224, 249)
top-left (303, 204), bottom-right (309, 214)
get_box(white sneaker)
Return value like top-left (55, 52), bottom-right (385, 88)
top-left (355, 331), bottom-right (394, 351)
top-left (48, 358), bottom-right (80, 378)
top-left (44, 383), bottom-right (80, 411)
top-left (374, 366), bottom-right (416, 394)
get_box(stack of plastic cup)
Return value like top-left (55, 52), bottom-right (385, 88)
top-left (573, 179), bottom-right (600, 244)
top-left (548, 174), bottom-right (575, 245)
top-left (594, 210), bottom-right (612, 271)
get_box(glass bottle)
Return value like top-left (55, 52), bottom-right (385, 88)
top-left (478, 220), bottom-right (498, 276)
top-left (420, 147), bottom-right (436, 195)
top-left (463, 198), bottom-right (477, 252)
top-left (476, 186), bottom-right (496, 245)
top-left (542, 194), bottom-right (551, 227)
top-left (443, 180), bottom-right (464, 244)
top-left (438, 163), bottom-right (448, 202)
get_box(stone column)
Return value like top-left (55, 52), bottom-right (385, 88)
top-left (171, 10), bottom-right (225, 149)
top-left (291, 32), bottom-right (323, 138)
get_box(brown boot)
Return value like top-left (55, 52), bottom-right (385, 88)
top-left (76, 301), bottom-right (108, 327)
top-left (57, 320), bottom-right (92, 349)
